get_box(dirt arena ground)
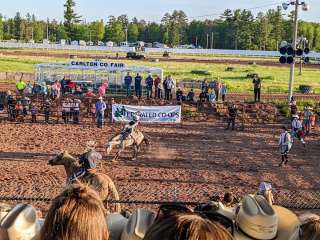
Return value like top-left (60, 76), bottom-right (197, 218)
top-left (0, 118), bottom-right (319, 213)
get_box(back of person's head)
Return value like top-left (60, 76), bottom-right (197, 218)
top-left (143, 213), bottom-right (234, 240)
top-left (299, 214), bottom-right (320, 240)
top-left (40, 184), bottom-right (108, 240)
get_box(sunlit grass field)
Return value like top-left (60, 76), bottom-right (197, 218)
top-left (0, 55), bottom-right (319, 93)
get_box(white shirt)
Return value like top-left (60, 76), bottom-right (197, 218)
top-left (291, 119), bottom-right (302, 129)
top-left (279, 131), bottom-right (291, 145)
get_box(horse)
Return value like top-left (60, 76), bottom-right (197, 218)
top-left (48, 151), bottom-right (121, 212)
top-left (106, 129), bottom-right (150, 162)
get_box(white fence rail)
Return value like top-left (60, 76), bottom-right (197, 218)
top-left (0, 42), bottom-right (135, 52)
top-left (1, 42), bottom-right (320, 59)
top-left (145, 47), bottom-right (320, 59)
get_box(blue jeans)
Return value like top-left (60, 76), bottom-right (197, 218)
top-left (135, 86), bottom-right (141, 97)
top-left (126, 84), bottom-right (131, 96)
top-left (96, 111), bottom-right (104, 128)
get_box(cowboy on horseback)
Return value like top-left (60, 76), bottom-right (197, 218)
top-left (69, 140), bottom-right (102, 182)
top-left (119, 111), bottom-right (141, 142)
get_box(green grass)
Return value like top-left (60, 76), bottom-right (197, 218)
top-left (0, 55), bottom-right (320, 93)
top-left (273, 99), bottom-right (320, 117)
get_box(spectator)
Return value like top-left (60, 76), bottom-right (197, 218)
top-left (187, 89), bottom-right (195, 102)
top-left (299, 213), bottom-right (320, 240)
top-left (43, 99), bottom-right (51, 124)
top-left (303, 106), bottom-right (313, 135)
top-left (124, 72), bottom-right (133, 97)
top-left (21, 96), bottom-right (30, 116)
top-left (15, 101), bottom-right (23, 119)
top-left (30, 103), bottom-right (37, 123)
top-left (75, 85), bottom-right (82, 96)
top-left (39, 184), bottom-right (108, 240)
top-left (98, 83), bottom-right (107, 97)
top-left (291, 114), bottom-right (306, 145)
top-left (16, 78), bottom-right (27, 95)
top-left (24, 81), bottom-right (34, 96)
top-left (62, 98), bottom-right (71, 124)
top-left (85, 88), bottom-right (95, 97)
top-left (226, 103), bottom-right (237, 130)
top-left (278, 126), bottom-right (292, 167)
top-left (199, 91), bottom-right (208, 103)
top-left (166, 75), bottom-right (174, 100)
top-left (213, 80), bottom-right (221, 101)
top-left (135, 73), bottom-right (142, 98)
top-left (221, 84), bottom-right (227, 102)
top-left (143, 212), bottom-right (234, 240)
top-left (67, 80), bottom-right (76, 94)
top-left (73, 99), bottom-right (81, 124)
top-left (201, 79), bottom-right (209, 94)
top-left (154, 75), bottom-right (162, 98)
top-left (176, 88), bottom-right (184, 104)
top-left (60, 77), bottom-right (68, 94)
top-left (208, 90), bottom-right (217, 107)
top-left (51, 80), bottom-right (61, 99)
top-left (32, 83), bottom-right (41, 94)
top-left (163, 77), bottom-right (169, 100)
top-left (5, 91), bottom-right (14, 121)
top-left (145, 74), bottom-right (154, 99)
top-left (96, 97), bottom-right (107, 128)
top-left (39, 82), bottom-right (48, 96)
top-left (289, 97), bottom-right (298, 120)
top-left (253, 74), bottom-right (261, 102)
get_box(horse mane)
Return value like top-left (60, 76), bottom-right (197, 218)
top-left (62, 151), bottom-right (81, 168)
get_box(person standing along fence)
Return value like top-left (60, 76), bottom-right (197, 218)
top-left (253, 74), bottom-right (261, 102)
top-left (145, 74), bottom-right (154, 99)
top-left (124, 72), bottom-right (132, 97)
top-left (154, 75), bottom-right (162, 98)
top-left (73, 99), bottom-right (81, 124)
top-left (95, 97), bottom-right (106, 128)
top-left (221, 84), bottom-right (227, 102)
top-left (43, 99), bottom-right (51, 124)
top-left (134, 73), bottom-right (142, 98)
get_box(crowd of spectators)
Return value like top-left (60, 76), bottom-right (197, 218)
top-left (0, 182), bottom-right (319, 240)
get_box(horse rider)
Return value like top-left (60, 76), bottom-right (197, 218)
top-left (291, 114), bottom-right (306, 146)
top-left (119, 112), bottom-right (141, 143)
top-left (69, 140), bottom-right (102, 182)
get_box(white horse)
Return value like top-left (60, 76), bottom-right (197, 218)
top-left (106, 129), bottom-right (150, 161)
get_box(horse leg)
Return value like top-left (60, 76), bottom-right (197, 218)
top-left (132, 144), bottom-right (139, 160)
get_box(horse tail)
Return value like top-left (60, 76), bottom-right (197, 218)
top-left (108, 180), bottom-right (121, 213)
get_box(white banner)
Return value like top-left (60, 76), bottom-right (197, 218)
top-left (112, 104), bottom-right (181, 123)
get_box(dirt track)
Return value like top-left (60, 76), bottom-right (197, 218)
top-left (0, 119), bottom-right (319, 213)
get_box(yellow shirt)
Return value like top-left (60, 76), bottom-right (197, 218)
top-left (16, 81), bottom-right (26, 91)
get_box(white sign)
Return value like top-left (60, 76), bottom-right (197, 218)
top-left (70, 61), bottom-right (126, 71)
top-left (112, 104), bottom-right (181, 123)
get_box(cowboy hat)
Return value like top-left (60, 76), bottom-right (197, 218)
top-left (292, 114), bottom-right (299, 119)
top-left (0, 204), bottom-right (41, 240)
top-left (234, 195), bottom-right (300, 240)
top-left (85, 140), bottom-right (97, 150)
top-left (121, 208), bottom-right (156, 240)
top-left (107, 213), bottom-right (129, 240)
top-left (258, 182), bottom-right (272, 192)
top-left (0, 204), bottom-right (11, 223)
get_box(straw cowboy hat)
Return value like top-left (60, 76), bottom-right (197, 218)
top-left (121, 208), bottom-right (156, 240)
top-left (85, 140), bottom-right (97, 150)
top-left (107, 213), bottom-right (129, 240)
top-left (234, 195), bottom-right (300, 240)
top-left (0, 204), bottom-right (41, 240)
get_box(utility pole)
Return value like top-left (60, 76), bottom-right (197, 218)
top-left (195, 36), bottom-right (198, 47)
top-left (211, 32), bottom-right (214, 49)
top-left (206, 33), bottom-right (209, 49)
top-left (125, 28), bottom-right (128, 43)
top-left (31, 27), bottom-right (34, 41)
top-left (288, 0), bottom-right (299, 101)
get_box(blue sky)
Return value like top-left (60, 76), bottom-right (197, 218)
top-left (1, 0), bottom-right (319, 23)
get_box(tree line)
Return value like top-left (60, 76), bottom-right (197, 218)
top-left (0, 0), bottom-right (319, 51)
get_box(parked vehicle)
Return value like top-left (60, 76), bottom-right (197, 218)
top-left (79, 40), bottom-right (86, 46)
top-left (106, 41), bottom-right (114, 47)
top-left (126, 51), bottom-right (145, 59)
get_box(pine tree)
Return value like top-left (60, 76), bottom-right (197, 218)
top-left (64, 0), bottom-right (81, 40)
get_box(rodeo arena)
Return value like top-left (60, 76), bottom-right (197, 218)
top-left (0, 55), bottom-right (320, 240)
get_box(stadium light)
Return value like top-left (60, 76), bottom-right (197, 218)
top-left (281, 0), bottom-right (310, 100)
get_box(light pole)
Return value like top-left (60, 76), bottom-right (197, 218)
top-left (282, 0), bottom-right (310, 101)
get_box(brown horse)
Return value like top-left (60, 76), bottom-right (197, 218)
top-left (48, 151), bottom-right (121, 212)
